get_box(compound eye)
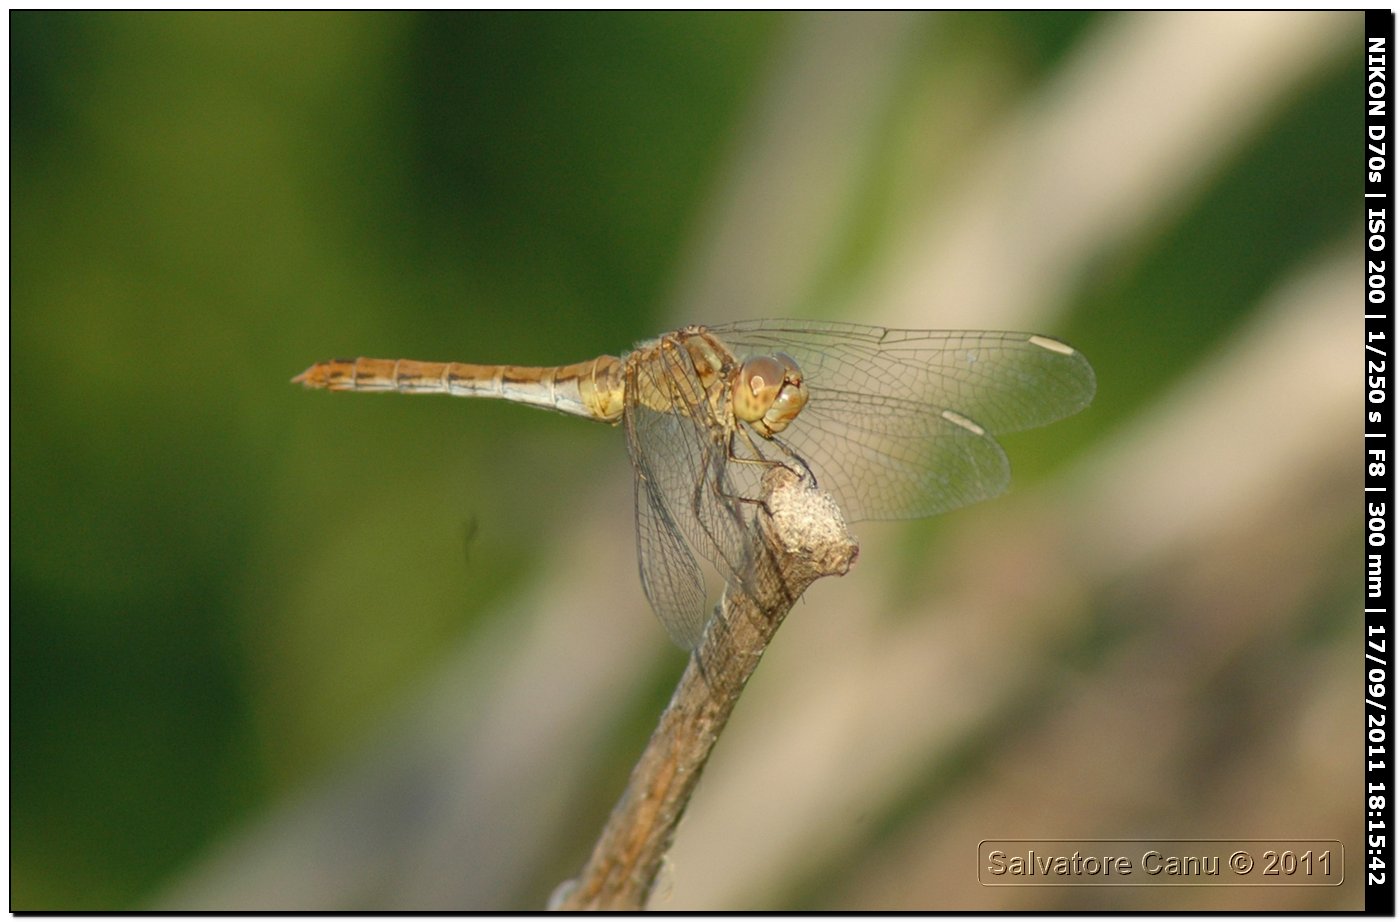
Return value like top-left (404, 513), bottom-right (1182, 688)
top-left (767, 383), bottom-right (812, 436)
top-left (732, 355), bottom-right (785, 423)
top-left (760, 369), bottom-right (809, 434)
top-left (773, 352), bottom-right (803, 383)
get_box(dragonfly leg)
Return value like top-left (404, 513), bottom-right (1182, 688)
top-left (720, 426), bottom-right (816, 516)
top-left (711, 430), bottom-right (806, 618)
top-left (769, 434), bottom-right (816, 487)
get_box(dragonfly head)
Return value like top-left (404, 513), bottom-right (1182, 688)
top-left (731, 352), bottom-right (809, 437)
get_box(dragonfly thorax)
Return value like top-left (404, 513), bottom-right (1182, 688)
top-left (730, 352), bottom-right (809, 437)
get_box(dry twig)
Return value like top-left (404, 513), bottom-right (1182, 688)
top-left (552, 466), bottom-right (858, 910)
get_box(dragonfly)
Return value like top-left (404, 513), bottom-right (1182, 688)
top-left (294, 320), bottom-right (1095, 650)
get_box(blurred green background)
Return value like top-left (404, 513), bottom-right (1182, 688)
top-left (11, 11), bottom-right (1362, 910)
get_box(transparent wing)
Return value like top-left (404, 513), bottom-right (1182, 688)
top-left (623, 341), bottom-right (763, 650)
top-left (778, 390), bottom-right (1013, 521)
top-left (710, 319), bottom-right (1096, 521)
top-left (628, 429), bottom-right (707, 650)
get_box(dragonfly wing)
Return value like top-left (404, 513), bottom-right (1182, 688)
top-left (709, 319), bottom-right (1096, 435)
top-left (774, 390), bottom-right (1012, 521)
top-left (710, 320), bottom-right (1094, 522)
top-left (623, 343), bottom-right (757, 650)
top-left (629, 429), bottom-right (708, 650)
